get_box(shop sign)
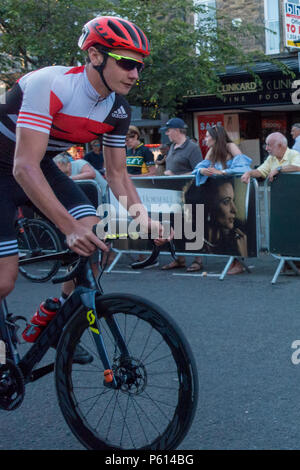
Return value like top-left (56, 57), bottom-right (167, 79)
top-left (185, 75), bottom-right (300, 109)
top-left (284, 1), bottom-right (300, 48)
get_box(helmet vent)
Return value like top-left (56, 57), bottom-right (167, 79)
top-left (118, 19), bottom-right (140, 48)
top-left (108, 20), bottom-right (128, 40)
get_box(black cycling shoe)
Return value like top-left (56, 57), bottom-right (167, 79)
top-left (73, 344), bottom-right (93, 365)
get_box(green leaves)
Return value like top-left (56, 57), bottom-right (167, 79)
top-left (0, 0), bottom-right (292, 113)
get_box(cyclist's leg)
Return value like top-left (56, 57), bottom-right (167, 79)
top-left (0, 255), bottom-right (18, 299)
top-left (41, 160), bottom-right (101, 297)
top-left (0, 175), bottom-right (27, 298)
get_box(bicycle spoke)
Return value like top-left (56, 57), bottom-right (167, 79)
top-left (56, 294), bottom-right (198, 450)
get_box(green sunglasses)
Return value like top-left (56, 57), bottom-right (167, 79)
top-left (106, 51), bottom-right (145, 73)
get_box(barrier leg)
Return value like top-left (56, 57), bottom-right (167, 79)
top-left (271, 258), bottom-right (285, 284)
top-left (286, 260), bottom-right (300, 275)
top-left (219, 256), bottom-right (235, 281)
top-left (105, 251), bottom-right (123, 273)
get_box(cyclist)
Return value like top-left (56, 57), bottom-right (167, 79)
top-left (0, 16), bottom-right (167, 360)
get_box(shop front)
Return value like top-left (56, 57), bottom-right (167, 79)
top-left (183, 58), bottom-right (300, 166)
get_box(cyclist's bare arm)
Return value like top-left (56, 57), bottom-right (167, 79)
top-left (13, 128), bottom-right (107, 256)
top-left (104, 146), bottom-right (173, 243)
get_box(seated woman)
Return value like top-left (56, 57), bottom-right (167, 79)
top-left (193, 125), bottom-right (252, 187)
top-left (189, 125), bottom-right (252, 274)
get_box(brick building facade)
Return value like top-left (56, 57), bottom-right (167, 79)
top-left (184, 0), bottom-right (300, 166)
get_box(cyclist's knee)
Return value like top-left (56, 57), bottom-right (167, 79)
top-left (0, 256), bottom-right (18, 298)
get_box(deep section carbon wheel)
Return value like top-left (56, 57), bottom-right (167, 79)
top-left (55, 294), bottom-right (198, 450)
top-left (17, 218), bottom-right (62, 282)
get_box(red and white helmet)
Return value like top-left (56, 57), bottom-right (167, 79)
top-left (78, 16), bottom-right (150, 56)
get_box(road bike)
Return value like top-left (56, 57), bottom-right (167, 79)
top-left (16, 208), bottom-right (62, 283)
top-left (0, 231), bottom-right (198, 450)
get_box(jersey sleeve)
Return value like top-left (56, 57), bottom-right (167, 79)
top-left (16, 68), bottom-right (63, 135)
top-left (144, 147), bottom-right (155, 166)
top-left (102, 96), bottom-right (131, 148)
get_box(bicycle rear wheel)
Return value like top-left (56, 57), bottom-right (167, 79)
top-left (17, 218), bottom-right (62, 282)
top-left (55, 293), bottom-right (198, 450)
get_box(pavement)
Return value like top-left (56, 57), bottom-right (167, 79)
top-left (2, 250), bottom-right (300, 450)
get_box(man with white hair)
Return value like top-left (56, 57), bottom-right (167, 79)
top-left (241, 132), bottom-right (300, 183)
top-left (291, 123), bottom-right (300, 152)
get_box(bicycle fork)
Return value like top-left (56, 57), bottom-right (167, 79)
top-left (80, 291), bottom-right (130, 390)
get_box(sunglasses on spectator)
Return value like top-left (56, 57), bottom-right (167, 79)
top-left (106, 51), bottom-right (145, 73)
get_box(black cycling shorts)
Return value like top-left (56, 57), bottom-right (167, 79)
top-left (0, 158), bottom-right (98, 258)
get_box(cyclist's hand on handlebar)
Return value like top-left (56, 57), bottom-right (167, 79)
top-left (66, 221), bottom-right (109, 257)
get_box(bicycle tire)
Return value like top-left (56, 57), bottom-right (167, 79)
top-left (55, 293), bottom-right (198, 450)
top-left (17, 218), bottom-right (62, 282)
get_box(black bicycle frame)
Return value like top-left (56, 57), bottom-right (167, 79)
top-left (1, 282), bottom-right (130, 390)
top-left (1, 239), bottom-right (167, 386)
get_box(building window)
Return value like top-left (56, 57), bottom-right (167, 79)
top-left (264, 0), bottom-right (280, 54)
top-left (194, 0), bottom-right (217, 54)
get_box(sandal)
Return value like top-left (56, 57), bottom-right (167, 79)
top-left (161, 259), bottom-right (186, 270)
top-left (227, 260), bottom-right (245, 275)
top-left (186, 261), bottom-right (203, 272)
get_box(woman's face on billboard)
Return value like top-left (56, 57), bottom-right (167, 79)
top-left (215, 182), bottom-right (236, 230)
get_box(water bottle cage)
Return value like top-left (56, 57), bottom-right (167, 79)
top-left (6, 314), bottom-right (27, 345)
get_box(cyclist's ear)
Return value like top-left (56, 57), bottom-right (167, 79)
top-left (88, 47), bottom-right (104, 66)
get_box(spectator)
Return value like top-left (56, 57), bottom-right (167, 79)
top-left (160, 117), bottom-right (203, 272)
top-left (53, 153), bottom-right (107, 203)
top-left (192, 124), bottom-right (251, 274)
top-left (193, 124), bottom-right (252, 186)
top-left (163, 118), bottom-right (202, 176)
top-left (241, 132), bottom-right (300, 184)
top-left (155, 144), bottom-right (170, 176)
top-left (290, 123), bottom-right (300, 153)
top-left (84, 139), bottom-right (105, 174)
top-left (126, 126), bottom-right (156, 176)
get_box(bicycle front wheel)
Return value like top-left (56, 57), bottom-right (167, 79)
top-left (55, 293), bottom-right (198, 450)
top-left (17, 218), bottom-right (62, 282)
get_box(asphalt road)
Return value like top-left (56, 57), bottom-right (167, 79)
top-left (2, 252), bottom-right (300, 450)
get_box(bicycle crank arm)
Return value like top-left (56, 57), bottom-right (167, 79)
top-left (27, 363), bottom-right (55, 383)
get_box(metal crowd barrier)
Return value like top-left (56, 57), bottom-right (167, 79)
top-left (103, 175), bottom-right (262, 280)
top-left (264, 173), bottom-right (300, 284)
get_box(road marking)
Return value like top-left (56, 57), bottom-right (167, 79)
top-left (173, 272), bottom-right (221, 277)
top-left (105, 270), bottom-right (141, 274)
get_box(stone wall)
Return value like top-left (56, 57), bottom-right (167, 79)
top-left (216, 0), bottom-right (267, 53)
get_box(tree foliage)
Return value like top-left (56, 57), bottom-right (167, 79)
top-left (0, 0), bottom-right (292, 115)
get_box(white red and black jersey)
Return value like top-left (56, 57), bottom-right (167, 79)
top-left (0, 65), bottom-right (131, 174)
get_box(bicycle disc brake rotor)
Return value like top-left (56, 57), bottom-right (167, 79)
top-left (113, 356), bottom-right (147, 395)
top-left (0, 359), bottom-right (25, 410)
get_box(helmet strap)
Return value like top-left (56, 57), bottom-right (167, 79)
top-left (93, 55), bottom-right (113, 93)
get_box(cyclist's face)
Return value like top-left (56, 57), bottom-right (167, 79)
top-left (103, 49), bottom-right (144, 96)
